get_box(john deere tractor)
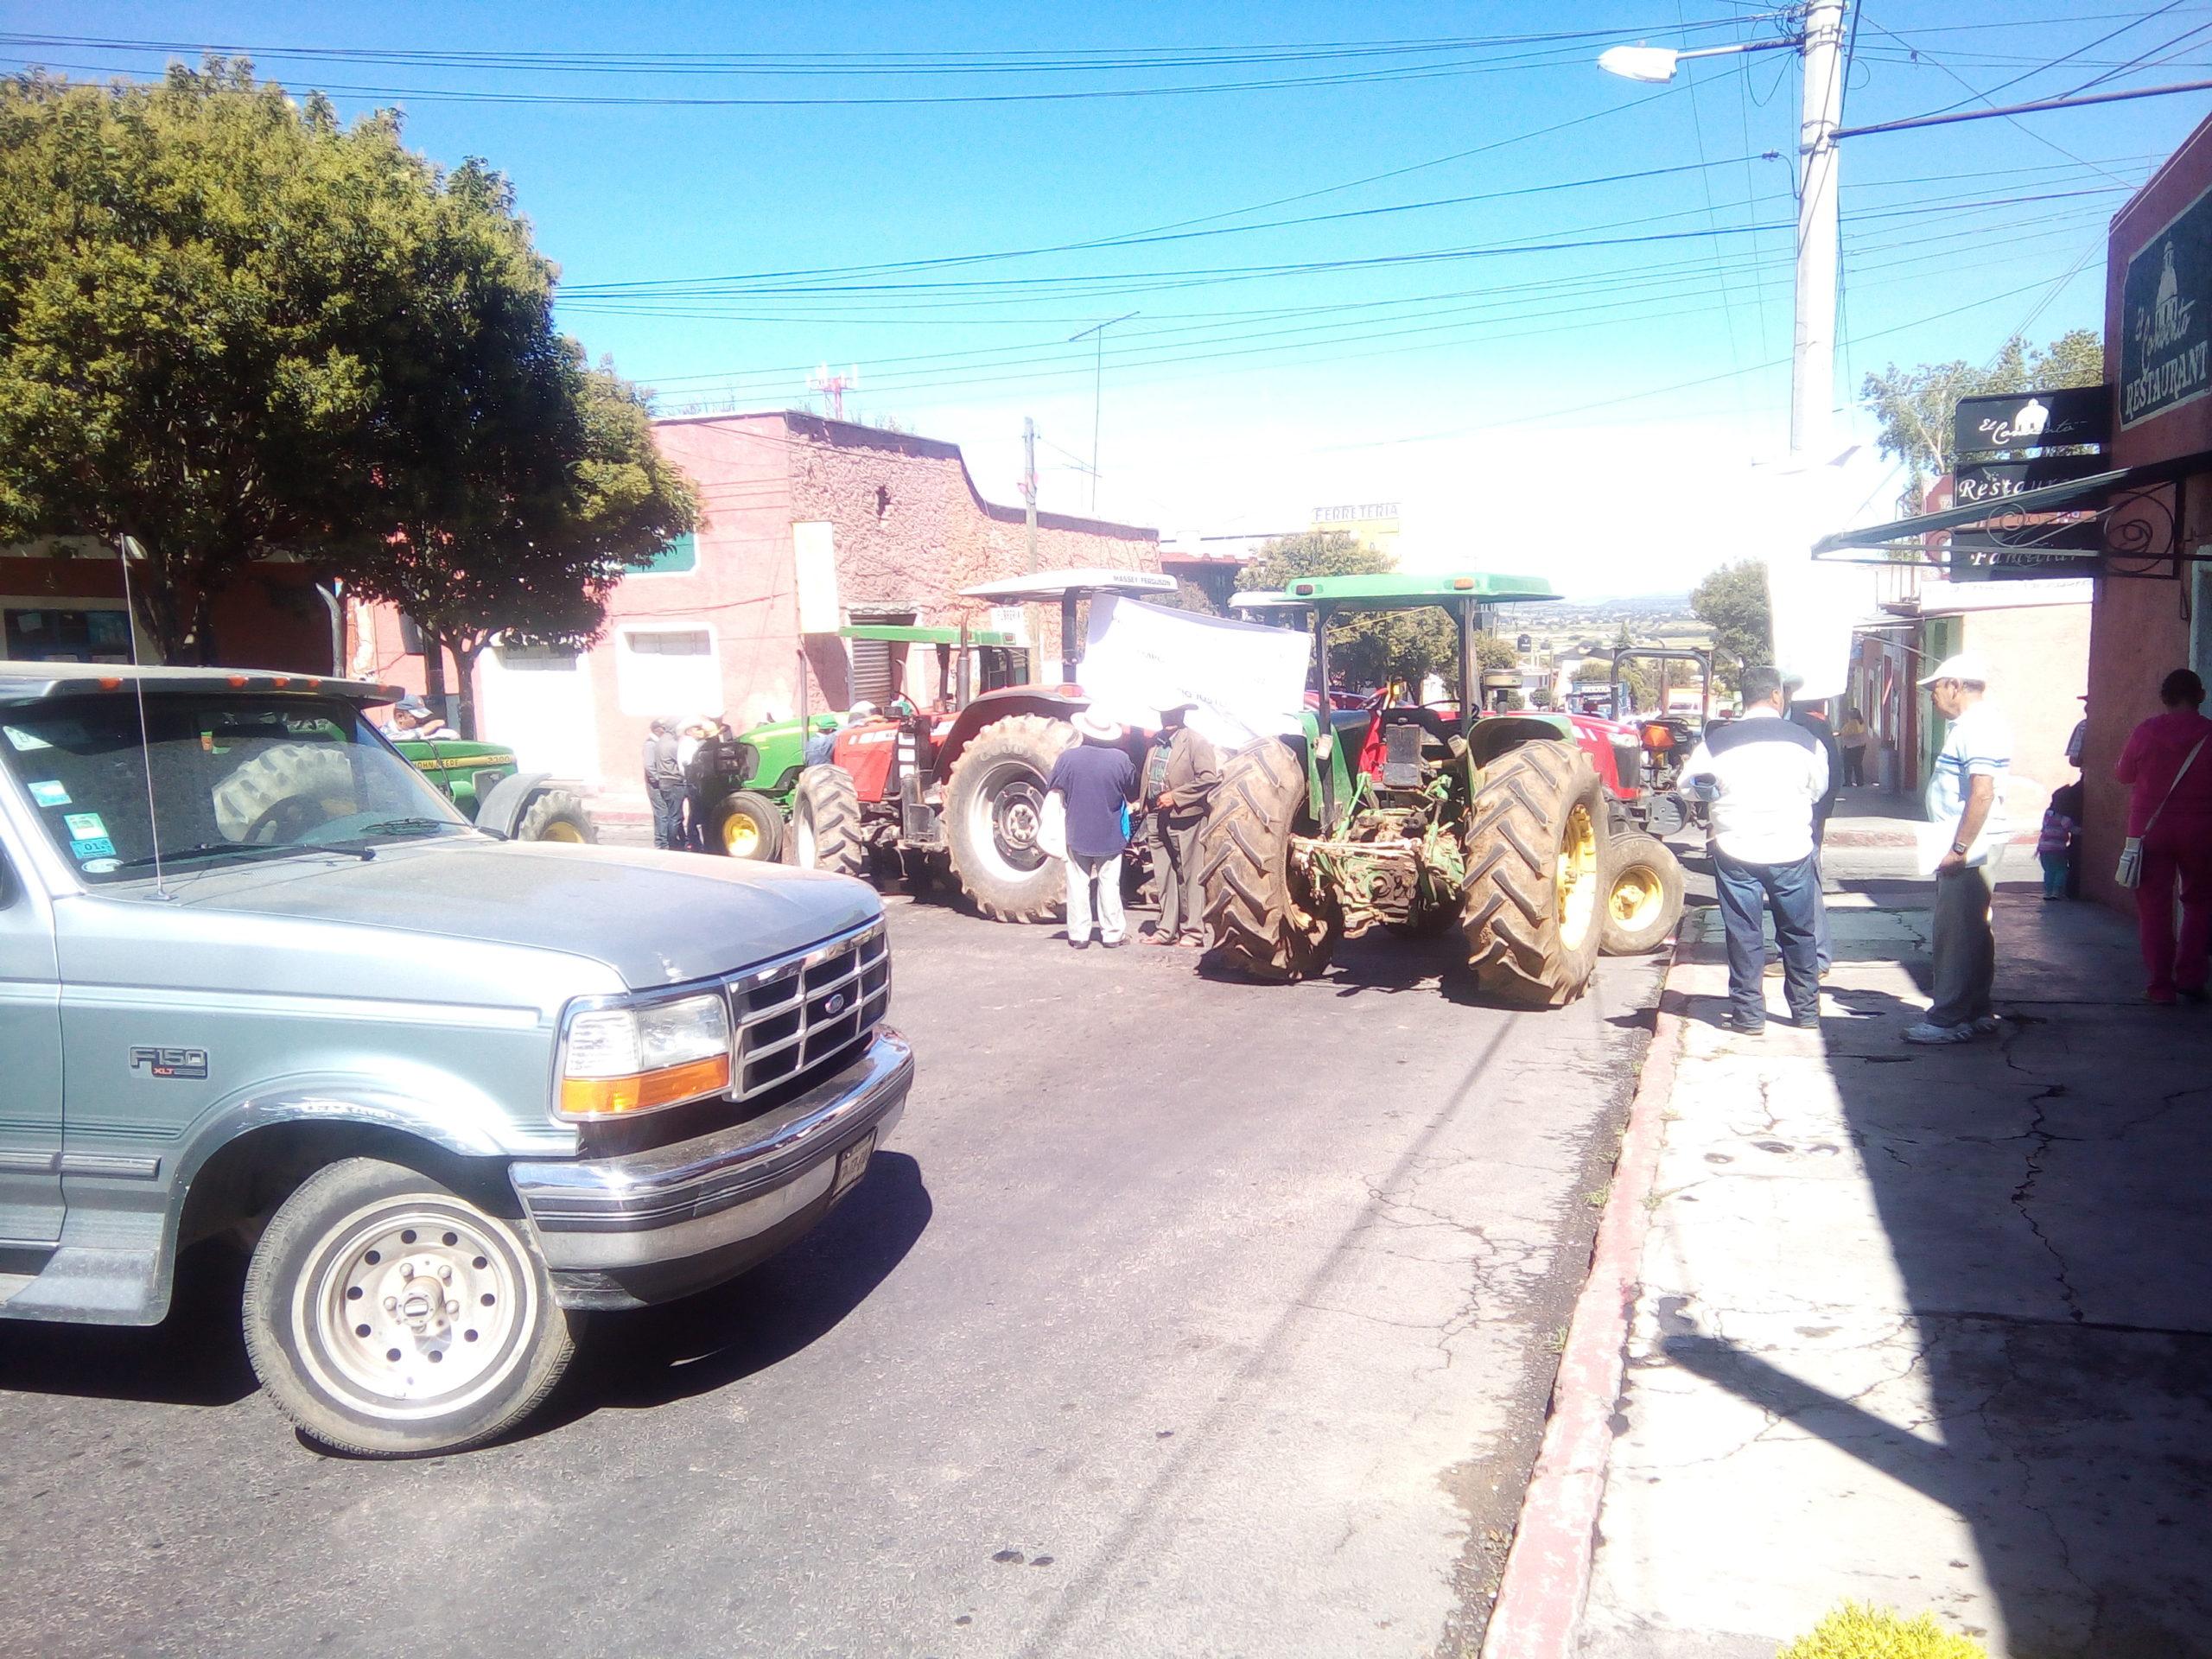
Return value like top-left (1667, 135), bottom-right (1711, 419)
top-left (388, 734), bottom-right (594, 842)
top-left (1199, 572), bottom-right (1681, 1007)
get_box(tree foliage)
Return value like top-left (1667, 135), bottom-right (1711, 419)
top-left (1858, 328), bottom-right (2102, 511)
top-left (0, 60), bottom-right (695, 690)
top-left (1237, 531), bottom-right (1491, 692)
top-left (1690, 559), bottom-right (1772, 689)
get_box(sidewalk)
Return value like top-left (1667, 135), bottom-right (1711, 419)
top-left (1510, 876), bottom-right (2212, 1658)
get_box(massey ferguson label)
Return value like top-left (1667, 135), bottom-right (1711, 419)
top-left (2122, 183), bottom-right (2212, 429)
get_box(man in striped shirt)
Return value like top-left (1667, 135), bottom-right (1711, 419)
top-left (1908, 653), bottom-right (2012, 1045)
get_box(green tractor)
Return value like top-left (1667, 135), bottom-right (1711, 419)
top-left (388, 734), bottom-right (595, 843)
top-left (1199, 571), bottom-right (1645, 1007)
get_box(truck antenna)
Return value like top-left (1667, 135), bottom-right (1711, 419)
top-left (115, 535), bottom-right (170, 900)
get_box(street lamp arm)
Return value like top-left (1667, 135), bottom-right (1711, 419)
top-left (1598, 35), bottom-right (1798, 84)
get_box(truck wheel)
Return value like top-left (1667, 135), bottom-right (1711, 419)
top-left (790, 765), bottom-right (864, 877)
top-left (1600, 830), bottom-right (1684, 956)
top-left (942, 715), bottom-right (1073, 923)
top-left (241, 1157), bottom-right (579, 1458)
top-left (514, 788), bottom-right (595, 844)
top-left (1198, 738), bottom-right (1342, 981)
top-left (1460, 740), bottom-right (1606, 1007)
top-left (707, 789), bottom-right (784, 861)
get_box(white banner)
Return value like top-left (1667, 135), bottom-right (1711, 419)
top-left (1078, 596), bottom-right (1311, 749)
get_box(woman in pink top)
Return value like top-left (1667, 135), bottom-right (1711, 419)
top-left (2113, 668), bottom-right (2212, 1002)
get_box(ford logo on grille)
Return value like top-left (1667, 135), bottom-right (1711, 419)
top-left (823, 991), bottom-right (849, 1015)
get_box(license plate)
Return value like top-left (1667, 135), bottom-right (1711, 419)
top-left (831, 1130), bottom-right (874, 1198)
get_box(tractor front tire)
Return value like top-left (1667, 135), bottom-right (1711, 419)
top-left (1599, 830), bottom-right (1684, 956)
top-left (707, 789), bottom-right (784, 861)
top-left (942, 715), bottom-right (1072, 923)
top-left (514, 788), bottom-right (595, 844)
top-left (1198, 738), bottom-right (1342, 982)
top-left (1459, 740), bottom-right (1606, 1007)
top-left (789, 766), bottom-right (864, 878)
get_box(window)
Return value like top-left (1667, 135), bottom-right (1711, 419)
top-left (633, 533), bottom-right (697, 576)
top-left (3, 607), bottom-right (133, 664)
top-left (616, 625), bottom-right (721, 716)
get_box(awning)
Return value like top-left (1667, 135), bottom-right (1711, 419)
top-left (1813, 449), bottom-right (2212, 556)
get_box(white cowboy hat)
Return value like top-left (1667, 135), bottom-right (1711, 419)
top-left (1071, 708), bottom-right (1122, 742)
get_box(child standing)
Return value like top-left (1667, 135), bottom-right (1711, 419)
top-left (2037, 781), bottom-right (2083, 900)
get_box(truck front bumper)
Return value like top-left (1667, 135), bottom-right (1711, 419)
top-left (509, 1029), bottom-right (913, 1309)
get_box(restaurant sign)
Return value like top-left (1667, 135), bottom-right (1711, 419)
top-left (1951, 385), bottom-right (2110, 457)
top-left (1951, 452), bottom-right (2111, 508)
top-left (2120, 181), bottom-right (2212, 429)
top-left (1948, 528), bottom-right (2101, 582)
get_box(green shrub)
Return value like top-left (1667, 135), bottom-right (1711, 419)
top-left (1776, 1602), bottom-right (1987, 1659)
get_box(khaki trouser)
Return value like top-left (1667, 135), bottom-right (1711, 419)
top-left (1065, 852), bottom-right (1125, 944)
top-left (1156, 817), bottom-right (1205, 940)
top-left (1928, 856), bottom-right (1999, 1027)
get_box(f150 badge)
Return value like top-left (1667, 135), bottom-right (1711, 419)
top-left (130, 1046), bottom-right (209, 1080)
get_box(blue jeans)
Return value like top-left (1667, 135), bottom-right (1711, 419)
top-left (648, 783), bottom-right (683, 850)
top-left (1713, 850), bottom-right (1821, 1022)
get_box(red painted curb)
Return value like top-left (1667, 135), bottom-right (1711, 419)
top-left (1479, 931), bottom-right (1690, 1659)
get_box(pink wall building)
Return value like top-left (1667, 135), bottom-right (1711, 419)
top-left (353, 411), bottom-right (1159, 818)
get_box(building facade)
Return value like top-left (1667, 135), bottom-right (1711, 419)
top-left (353, 411), bottom-right (1160, 817)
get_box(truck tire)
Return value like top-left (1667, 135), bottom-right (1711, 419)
top-left (789, 765), bottom-right (864, 878)
top-left (514, 787), bottom-right (595, 844)
top-left (1600, 830), bottom-right (1684, 956)
top-left (1198, 738), bottom-right (1342, 982)
top-left (942, 715), bottom-right (1073, 923)
top-left (706, 789), bottom-right (784, 861)
top-left (1460, 740), bottom-right (1605, 1007)
top-left (241, 1156), bottom-right (579, 1459)
top-left (213, 743), bottom-right (359, 842)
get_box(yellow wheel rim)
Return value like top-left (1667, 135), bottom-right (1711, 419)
top-left (542, 821), bottom-right (586, 844)
top-left (723, 817), bottom-right (760, 857)
top-left (1555, 805), bottom-right (1599, 950)
top-left (1610, 867), bottom-right (1664, 930)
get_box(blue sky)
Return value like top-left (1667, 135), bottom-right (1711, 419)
top-left (7, 3), bottom-right (2209, 593)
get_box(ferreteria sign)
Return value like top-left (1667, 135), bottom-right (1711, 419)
top-left (1952, 385), bottom-right (2111, 456)
top-left (2121, 181), bottom-right (2212, 429)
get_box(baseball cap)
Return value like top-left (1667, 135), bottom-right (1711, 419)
top-left (1917, 652), bottom-right (1991, 687)
top-left (395, 695), bottom-right (432, 716)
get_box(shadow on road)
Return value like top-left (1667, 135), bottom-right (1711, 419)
top-left (0, 1237), bottom-right (257, 1409)
top-left (540, 1149), bottom-right (932, 1428)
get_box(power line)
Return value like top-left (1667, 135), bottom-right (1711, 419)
top-left (1905, 0), bottom-right (2188, 117)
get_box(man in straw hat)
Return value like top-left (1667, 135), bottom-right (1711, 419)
top-left (1048, 707), bottom-right (1140, 949)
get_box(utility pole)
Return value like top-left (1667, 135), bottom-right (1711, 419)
top-left (1067, 312), bottom-right (1138, 515)
top-left (1792, 0), bottom-right (1846, 462)
top-left (1021, 417), bottom-right (1039, 572)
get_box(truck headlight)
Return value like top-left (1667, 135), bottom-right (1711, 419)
top-left (558, 991), bottom-right (732, 1119)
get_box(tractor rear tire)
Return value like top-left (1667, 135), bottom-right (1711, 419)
top-left (942, 715), bottom-right (1072, 923)
top-left (706, 789), bottom-right (784, 861)
top-left (514, 788), bottom-right (595, 845)
top-left (789, 766), bottom-right (864, 878)
top-left (1459, 740), bottom-right (1605, 1007)
top-left (1599, 830), bottom-right (1683, 956)
top-left (1198, 738), bottom-right (1343, 982)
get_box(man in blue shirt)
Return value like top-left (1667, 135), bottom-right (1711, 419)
top-left (1049, 708), bottom-right (1140, 949)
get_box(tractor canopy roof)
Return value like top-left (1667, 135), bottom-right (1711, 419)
top-left (1228, 590), bottom-right (1306, 612)
top-left (837, 623), bottom-right (1016, 646)
top-left (957, 568), bottom-right (1176, 603)
top-left (1281, 572), bottom-right (1557, 609)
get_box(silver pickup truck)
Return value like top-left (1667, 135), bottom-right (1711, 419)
top-left (0, 664), bottom-right (912, 1456)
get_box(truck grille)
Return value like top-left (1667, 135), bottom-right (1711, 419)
top-left (727, 918), bottom-right (891, 1099)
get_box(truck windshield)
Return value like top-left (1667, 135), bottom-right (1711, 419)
top-left (0, 693), bottom-right (473, 885)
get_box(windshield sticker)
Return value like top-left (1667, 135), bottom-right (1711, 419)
top-left (79, 857), bottom-right (118, 874)
top-left (27, 780), bottom-right (70, 807)
top-left (63, 811), bottom-right (107, 841)
top-left (3, 725), bottom-right (51, 751)
top-left (71, 836), bottom-right (117, 860)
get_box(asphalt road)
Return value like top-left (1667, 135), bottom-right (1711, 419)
top-left (0, 890), bottom-right (1663, 1659)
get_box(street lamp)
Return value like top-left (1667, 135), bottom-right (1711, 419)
top-left (1601, 3), bottom-right (1847, 461)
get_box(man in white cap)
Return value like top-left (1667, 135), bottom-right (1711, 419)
top-left (1048, 707), bottom-right (1139, 949)
top-left (1907, 652), bottom-right (2012, 1044)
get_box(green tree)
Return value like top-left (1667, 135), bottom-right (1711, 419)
top-left (1689, 560), bottom-right (1772, 689)
top-left (1859, 327), bottom-right (2103, 511)
top-left (1237, 531), bottom-right (1458, 691)
top-left (1161, 577), bottom-right (1221, 617)
top-left (0, 60), bottom-right (692, 678)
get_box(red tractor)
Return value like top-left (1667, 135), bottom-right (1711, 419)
top-left (786, 570), bottom-right (1177, 921)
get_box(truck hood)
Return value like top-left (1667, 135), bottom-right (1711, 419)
top-left (162, 840), bottom-right (880, 991)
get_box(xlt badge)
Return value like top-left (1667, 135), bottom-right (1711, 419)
top-left (130, 1046), bottom-right (209, 1080)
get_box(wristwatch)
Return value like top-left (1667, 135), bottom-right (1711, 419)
top-left (1950, 840), bottom-right (1969, 855)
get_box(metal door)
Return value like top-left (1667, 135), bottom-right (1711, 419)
top-left (0, 843), bottom-right (63, 1248)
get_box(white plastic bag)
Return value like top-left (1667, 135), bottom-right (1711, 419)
top-left (1037, 791), bottom-right (1068, 862)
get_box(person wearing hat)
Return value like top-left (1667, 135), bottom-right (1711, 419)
top-left (390, 695), bottom-right (456, 741)
top-left (1147, 702), bottom-right (1219, 947)
top-left (1048, 708), bottom-right (1140, 949)
top-left (1907, 652), bottom-right (2012, 1044)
